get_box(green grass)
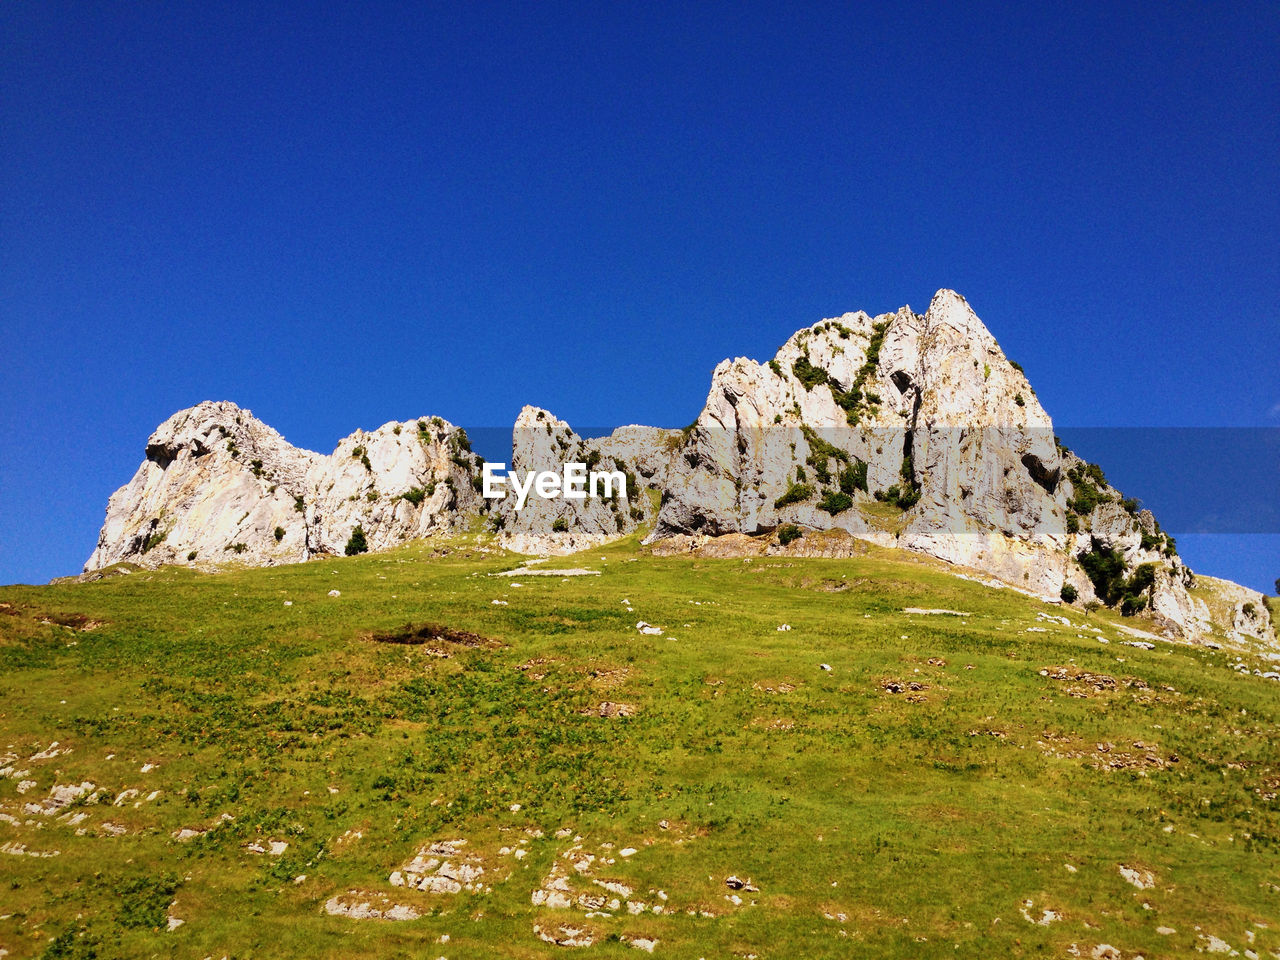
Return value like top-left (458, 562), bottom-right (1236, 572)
top-left (0, 535), bottom-right (1278, 958)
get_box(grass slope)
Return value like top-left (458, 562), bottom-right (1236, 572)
top-left (0, 536), bottom-right (1278, 959)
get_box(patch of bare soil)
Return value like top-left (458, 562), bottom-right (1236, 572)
top-left (369, 622), bottom-right (499, 649)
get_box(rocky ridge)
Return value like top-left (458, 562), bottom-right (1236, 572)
top-left (84, 291), bottom-right (1273, 644)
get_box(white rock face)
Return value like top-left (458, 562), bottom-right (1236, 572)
top-left (86, 402), bottom-right (484, 569)
top-left (83, 292), bottom-right (1269, 644)
top-left (495, 407), bottom-right (642, 554)
top-left (648, 290), bottom-right (1211, 635)
top-left (493, 407), bottom-right (678, 556)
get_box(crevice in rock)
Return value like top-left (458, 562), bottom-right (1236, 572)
top-left (1021, 453), bottom-right (1060, 494)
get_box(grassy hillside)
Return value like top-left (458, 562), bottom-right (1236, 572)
top-left (1, 536), bottom-right (1278, 959)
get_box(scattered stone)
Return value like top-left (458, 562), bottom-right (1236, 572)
top-left (593, 879), bottom-right (633, 897)
top-left (636, 621), bottom-right (663, 636)
top-left (494, 568), bottom-right (599, 577)
top-left (28, 742), bottom-right (69, 761)
top-left (24, 781), bottom-right (96, 817)
top-left (391, 839), bottom-right (492, 894)
top-left (328, 590), bottom-right (341, 598)
top-left (903, 608), bottom-right (970, 616)
top-left (246, 839), bottom-right (288, 855)
top-left (583, 702), bottom-right (637, 719)
top-left (324, 891), bottom-right (421, 921)
top-left (531, 889), bottom-right (573, 909)
top-left (1118, 864), bottom-right (1155, 890)
top-left (0, 841), bottom-right (59, 858)
top-left (881, 679), bottom-right (928, 695)
top-left (1020, 901), bottom-right (1060, 925)
top-left (534, 923), bottom-right (595, 947)
top-left (1198, 934), bottom-right (1237, 954)
top-left (753, 680), bottom-right (796, 694)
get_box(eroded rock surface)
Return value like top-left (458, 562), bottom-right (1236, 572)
top-left (84, 292), bottom-right (1273, 643)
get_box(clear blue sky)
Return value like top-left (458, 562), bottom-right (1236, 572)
top-left (2, 1), bottom-right (1276, 591)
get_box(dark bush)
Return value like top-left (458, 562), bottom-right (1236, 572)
top-left (817, 491), bottom-right (853, 515)
top-left (1078, 543), bottom-right (1156, 616)
top-left (1078, 543), bottom-right (1128, 606)
top-left (774, 483), bottom-right (814, 509)
top-left (273, 526), bottom-right (285, 542)
top-left (840, 460), bottom-right (868, 494)
top-left (1060, 583), bottom-right (1078, 603)
top-left (345, 525), bottom-right (368, 556)
top-left (792, 355), bottom-right (829, 391)
top-left (1067, 478), bottom-right (1100, 515)
top-left (552, 517), bottom-right (569, 532)
top-left (777, 523), bottom-right (802, 546)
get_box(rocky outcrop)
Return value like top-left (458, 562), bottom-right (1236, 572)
top-left (493, 407), bottom-right (672, 555)
top-left (85, 402), bottom-right (485, 569)
top-left (641, 291), bottom-right (1227, 635)
top-left (84, 291), bottom-right (1272, 644)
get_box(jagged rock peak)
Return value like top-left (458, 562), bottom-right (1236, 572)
top-left (81, 295), bottom-right (1275, 648)
top-left (85, 402), bottom-right (481, 571)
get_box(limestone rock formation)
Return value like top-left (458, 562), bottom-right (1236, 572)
top-left (647, 290), bottom-right (1211, 635)
top-left (84, 291), bottom-right (1272, 645)
top-left (494, 407), bottom-right (676, 555)
top-left (85, 402), bottom-right (484, 569)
